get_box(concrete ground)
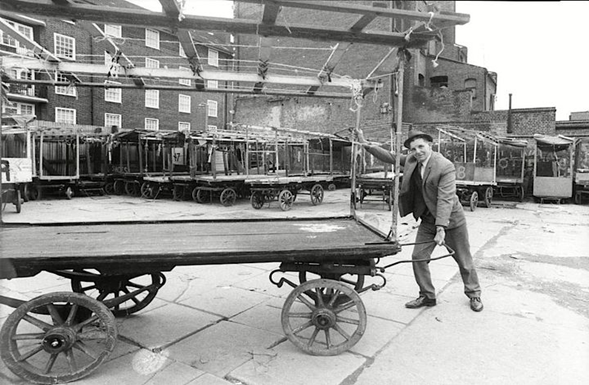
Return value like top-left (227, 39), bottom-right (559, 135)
top-left (1, 189), bottom-right (588, 385)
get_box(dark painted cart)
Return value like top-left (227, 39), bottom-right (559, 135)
top-left (0, 216), bottom-right (447, 383)
top-left (494, 137), bottom-right (528, 202)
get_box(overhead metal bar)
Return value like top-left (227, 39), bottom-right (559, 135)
top-left (0, 0), bottom-right (453, 47)
top-left (307, 42), bottom-right (351, 95)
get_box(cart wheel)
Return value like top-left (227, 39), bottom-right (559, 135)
top-left (140, 182), bottom-right (153, 199)
top-left (69, 270), bottom-right (163, 317)
top-left (125, 181), bottom-right (140, 196)
top-left (220, 188), bottom-right (237, 206)
top-left (64, 186), bottom-right (74, 200)
top-left (328, 183), bottom-right (336, 191)
top-left (359, 188), bottom-right (366, 204)
top-left (250, 191), bottom-right (265, 209)
top-left (519, 186), bottom-right (525, 202)
top-left (103, 182), bottom-right (114, 195)
top-left (29, 185), bottom-right (40, 201)
top-left (14, 189), bottom-right (22, 213)
top-left (113, 180), bottom-right (125, 195)
top-left (469, 191), bottom-right (478, 211)
top-left (310, 184), bottom-right (324, 206)
top-left (298, 271), bottom-right (365, 292)
top-left (22, 184), bottom-right (30, 202)
top-left (281, 279), bottom-right (367, 356)
top-left (278, 189), bottom-right (294, 211)
top-left (483, 187), bottom-right (493, 208)
top-left (172, 185), bottom-right (184, 201)
top-left (0, 292), bottom-right (117, 384)
top-left (196, 188), bottom-right (209, 203)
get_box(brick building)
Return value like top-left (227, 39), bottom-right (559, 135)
top-left (1, 0), bottom-right (232, 132)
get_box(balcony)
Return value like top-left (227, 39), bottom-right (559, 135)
top-left (6, 84), bottom-right (48, 103)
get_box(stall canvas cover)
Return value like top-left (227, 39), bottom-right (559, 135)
top-left (1, 158), bottom-right (33, 184)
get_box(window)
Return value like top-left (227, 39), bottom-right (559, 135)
top-left (104, 24), bottom-right (122, 38)
top-left (145, 28), bottom-right (159, 49)
top-left (145, 57), bottom-right (160, 69)
top-left (207, 80), bottom-right (218, 89)
top-left (145, 118), bottom-right (159, 131)
top-left (145, 90), bottom-right (159, 108)
top-left (178, 122), bottom-right (191, 132)
top-left (104, 51), bottom-right (112, 65)
top-left (9, 68), bottom-right (35, 96)
top-left (430, 75), bottom-right (448, 88)
top-left (208, 48), bottom-right (219, 67)
top-left (104, 81), bottom-right (122, 103)
top-left (179, 66), bottom-right (191, 86)
top-left (464, 78), bottom-right (477, 99)
top-left (0, 20), bottom-right (33, 49)
top-left (54, 33), bottom-right (75, 59)
top-left (105, 113), bottom-right (121, 128)
top-left (55, 72), bottom-right (77, 96)
top-left (207, 125), bottom-right (218, 132)
top-left (55, 107), bottom-right (76, 124)
top-left (207, 100), bottom-right (218, 117)
top-left (2, 102), bottom-right (34, 115)
top-left (179, 94), bottom-right (191, 113)
top-left (179, 43), bottom-right (186, 58)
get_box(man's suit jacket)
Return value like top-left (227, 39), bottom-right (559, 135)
top-left (364, 146), bottom-right (466, 229)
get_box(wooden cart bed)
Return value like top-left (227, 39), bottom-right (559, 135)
top-left (0, 217), bottom-right (399, 279)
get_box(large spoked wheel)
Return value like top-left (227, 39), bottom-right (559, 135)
top-left (140, 182), bottom-right (153, 199)
top-left (103, 182), bottom-right (114, 195)
top-left (482, 187), bottom-right (493, 208)
top-left (196, 188), bottom-right (210, 203)
top-left (519, 185), bottom-right (525, 202)
top-left (220, 188), bottom-right (237, 206)
top-left (250, 191), bottom-right (265, 209)
top-left (298, 271), bottom-right (365, 292)
top-left (278, 189), bottom-right (294, 211)
top-left (69, 270), bottom-right (163, 317)
top-left (469, 191), bottom-right (478, 211)
top-left (310, 184), bottom-right (324, 206)
top-left (113, 180), bottom-right (125, 195)
top-left (172, 185), bottom-right (184, 201)
top-left (281, 279), bottom-right (367, 356)
top-left (29, 185), bottom-right (41, 201)
top-left (0, 292), bottom-right (117, 384)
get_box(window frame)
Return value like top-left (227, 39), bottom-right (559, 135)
top-left (179, 66), bottom-right (191, 86)
top-left (104, 24), bottom-right (122, 38)
top-left (207, 48), bottom-right (219, 67)
top-left (178, 122), bottom-right (191, 132)
top-left (54, 72), bottom-right (77, 97)
top-left (145, 57), bottom-right (160, 69)
top-left (53, 33), bottom-right (76, 60)
top-left (145, 118), bottom-right (159, 131)
top-left (207, 80), bottom-right (218, 89)
top-left (145, 89), bottom-right (159, 109)
top-left (207, 100), bottom-right (218, 117)
top-left (178, 94), bottom-right (191, 113)
top-left (145, 28), bottom-right (160, 50)
top-left (55, 107), bottom-right (76, 124)
top-left (104, 113), bottom-right (122, 128)
top-left (104, 80), bottom-right (122, 103)
top-left (0, 20), bottom-right (33, 48)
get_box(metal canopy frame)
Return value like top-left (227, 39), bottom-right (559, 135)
top-left (0, 0), bottom-right (470, 236)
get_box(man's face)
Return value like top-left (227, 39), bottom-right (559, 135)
top-left (409, 137), bottom-right (432, 163)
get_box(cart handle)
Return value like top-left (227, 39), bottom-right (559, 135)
top-left (377, 241), bottom-right (455, 272)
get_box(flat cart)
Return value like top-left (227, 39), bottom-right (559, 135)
top-left (436, 126), bottom-right (498, 211)
top-left (494, 137), bottom-right (528, 202)
top-left (246, 175), bottom-right (329, 211)
top-left (533, 134), bottom-right (575, 203)
top-left (1, 115), bottom-right (34, 213)
top-left (355, 171), bottom-right (395, 211)
top-left (573, 137), bottom-right (589, 204)
top-left (0, 217), bottom-right (458, 384)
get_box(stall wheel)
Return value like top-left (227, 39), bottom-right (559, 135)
top-left (281, 279), bottom-right (367, 356)
top-left (113, 180), bottom-right (125, 195)
top-left (278, 189), bottom-right (294, 211)
top-left (483, 187), bottom-right (493, 208)
top-left (172, 185), bottom-right (184, 201)
top-left (140, 182), bottom-right (153, 199)
top-left (14, 189), bottom-right (22, 213)
top-left (29, 185), bottom-right (41, 201)
top-left (220, 188), bottom-right (237, 206)
top-left (196, 188), bottom-right (210, 203)
top-left (310, 184), bottom-right (324, 206)
top-left (250, 191), bottom-right (265, 209)
top-left (68, 270), bottom-right (164, 317)
top-left (64, 186), bottom-right (74, 200)
top-left (0, 292), bottom-right (117, 384)
top-left (103, 182), bottom-right (114, 195)
top-left (519, 186), bottom-right (526, 202)
top-left (469, 191), bottom-right (478, 211)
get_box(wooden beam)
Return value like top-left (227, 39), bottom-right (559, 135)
top-left (1, 57), bottom-right (361, 89)
top-left (262, 2), bottom-right (281, 24)
top-left (366, 47), bottom-right (399, 79)
top-left (0, 0), bottom-right (441, 47)
top-left (3, 78), bottom-right (353, 99)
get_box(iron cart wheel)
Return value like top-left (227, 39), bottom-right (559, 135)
top-left (278, 189), bottom-right (294, 211)
top-left (172, 185), bottom-right (184, 201)
top-left (483, 187), bottom-right (493, 208)
top-left (64, 186), bottom-right (74, 200)
top-left (220, 188), bottom-right (237, 206)
top-left (14, 189), bottom-right (22, 213)
top-left (469, 190), bottom-right (478, 211)
top-left (281, 279), bottom-right (367, 356)
top-left (140, 182), bottom-right (153, 199)
top-left (29, 185), bottom-right (41, 201)
top-left (519, 185), bottom-right (526, 202)
top-left (250, 191), bottom-right (265, 209)
top-left (68, 270), bottom-right (164, 317)
top-left (196, 188), bottom-right (209, 203)
top-left (0, 292), bottom-right (117, 384)
top-left (298, 271), bottom-right (365, 292)
top-left (310, 184), bottom-right (324, 206)
top-left (113, 180), bottom-right (125, 195)
top-left (103, 182), bottom-right (114, 195)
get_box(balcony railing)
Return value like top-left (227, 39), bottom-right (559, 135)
top-left (7, 83), bottom-right (47, 99)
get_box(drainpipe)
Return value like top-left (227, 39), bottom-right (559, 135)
top-left (507, 93), bottom-right (513, 134)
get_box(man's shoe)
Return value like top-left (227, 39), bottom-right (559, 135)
top-left (470, 297), bottom-right (483, 312)
top-left (405, 296), bottom-right (436, 309)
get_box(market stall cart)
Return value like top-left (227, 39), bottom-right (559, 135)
top-left (494, 137), bottom-right (528, 201)
top-left (533, 134), bottom-right (574, 203)
top-left (573, 136), bottom-right (589, 204)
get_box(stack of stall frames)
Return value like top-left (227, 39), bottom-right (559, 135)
top-left (494, 138), bottom-right (528, 201)
top-left (77, 133), bottom-right (110, 196)
top-left (533, 134), bottom-right (575, 203)
top-left (29, 128), bottom-right (79, 200)
top-left (436, 127), bottom-right (498, 210)
top-left (573, 137), bottom-right (589, 204)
